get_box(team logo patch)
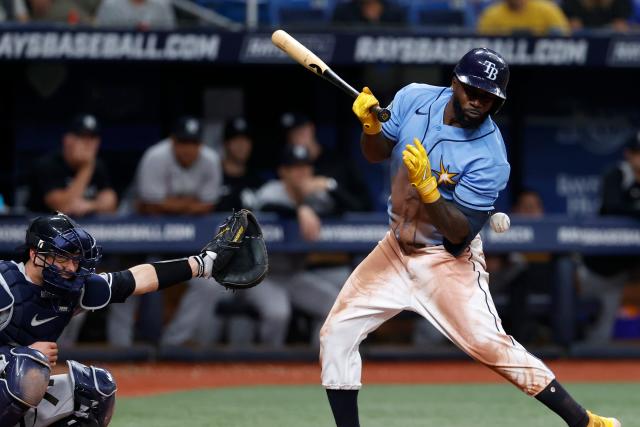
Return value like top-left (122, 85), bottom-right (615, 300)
top-left (432, 156), bottom-right (459, 191)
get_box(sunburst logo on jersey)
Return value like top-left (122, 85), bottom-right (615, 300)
top-left (432, 157), bottom-right (459, 189)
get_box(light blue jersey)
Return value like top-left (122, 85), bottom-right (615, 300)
top-left (381, 83), bottom-right (510, 247)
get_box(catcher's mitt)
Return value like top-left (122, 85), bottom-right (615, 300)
top-left (205, 209), bottom-right (268, 289)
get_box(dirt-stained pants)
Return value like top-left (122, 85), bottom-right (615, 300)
top-left (320, 232), bottom-right (555, 396)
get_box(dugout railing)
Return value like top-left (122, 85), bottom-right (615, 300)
top-left (0, 213), bottom-right (638, 361)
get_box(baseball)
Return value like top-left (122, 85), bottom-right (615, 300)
top-left (490, 212), bottom-right (511, 233)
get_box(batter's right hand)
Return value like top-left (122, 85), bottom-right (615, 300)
top-left (352, 87), bottom-right (382, 135)
top-left (403, 138), bottom-right (440, 204)
top-left (29, 341), bottom-right (58, 367)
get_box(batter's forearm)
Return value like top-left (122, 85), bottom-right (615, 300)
top-left (423, 198), bottom-right (470, 244)
top-left (360, 133), bottom-right (393, 163)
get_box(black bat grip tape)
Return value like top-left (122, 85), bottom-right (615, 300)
top-left (372, 105), bottom-right (391, 123)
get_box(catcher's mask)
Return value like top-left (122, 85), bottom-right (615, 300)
top-left (25, 213), bottom-right (102, 299)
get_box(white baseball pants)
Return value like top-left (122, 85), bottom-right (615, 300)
top-left (320, 232), bottom-right (555, 396)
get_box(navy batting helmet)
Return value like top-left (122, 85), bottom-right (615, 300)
top-left (454, 48), bottom-right (509, 108)
top-left (26, 213), bottom-right (101, 298)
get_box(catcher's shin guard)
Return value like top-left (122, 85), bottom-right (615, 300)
top-left (50, 360), bottom-right (116, 426)
top-left (0, 346), bottom-right (51, 427)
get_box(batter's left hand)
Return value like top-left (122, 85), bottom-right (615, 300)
top-left (402, 138), bottom-right (440, 204)
top-left (352, 87), bottom-right (382, 135)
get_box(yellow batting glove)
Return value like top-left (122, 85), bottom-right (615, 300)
top-left (402, 138), bottom-right (440, 204)
top-left (352, 86), bottom-right (382, 135)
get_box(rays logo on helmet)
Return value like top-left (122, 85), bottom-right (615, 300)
top-left (481, 61), bottom-right (498, 80)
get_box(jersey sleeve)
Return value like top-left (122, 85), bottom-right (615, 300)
top-left (477, 6), bottom-right (501, 35)
top-left (545, 2), bottom-right (571, 34)
top-left (381, 84), bottom-right (417, 142)
top-left (103, 270), bottom-right (136, 304)
top-left (34, 157), bottom-right (68, 195)
top-left (612, 0), bottom-right (633, 19)
top-left (454, 162), bottom-right (510, 211)
top-left (136, 149), bottom-right (167, 203)
top-left (93, 159), bottom-right (114, 191)
top-left (198, 150), bottom-right (223, 204)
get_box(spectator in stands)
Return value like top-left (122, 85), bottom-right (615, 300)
top-left (95, 0), bottom-right (175, 30)
top-left (562, 0), bottom-right (632, 32)
top-left (135, 116), bottom-right (221, 215)
top-left (244, 144), bottom-right (354, 347)
top-left (578, 131), bottom-right (640, 344)
top-left (281, 112), bottom-right (373, 213)
top-left (216, 117), bottom-right (264, 212)
top-left (1, 0), bottom-right (28, 22)
top-left (26, 113), bottom-right (116, 348)
top-left (477, 0), bottom-right (571, 35)
top-left (500, 189), bottom-right (554, 344)
top-left (29, 0), bottom-right (99, 25)
top-left (108, 116), bottom-right (222, 347)
top-left (332, 0), bottom-right (407, 27)
top-left (27, 113), bottom-right (118, 216)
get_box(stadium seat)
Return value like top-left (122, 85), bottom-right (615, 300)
top-left (633, 0), bottom-right (640, 24)
top-left (407, 0), bottom-right (467, 28)
top-left (194, 0), bottom-right (272, 25)
top-left (464, 0), bottom-right (495, 27)
top-left (268, 0), bottom-right (332, 27)
top-left (415, 8), bottom-right (466, 27)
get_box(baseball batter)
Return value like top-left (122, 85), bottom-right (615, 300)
top-left (319, 48), bottom-right (620, 427)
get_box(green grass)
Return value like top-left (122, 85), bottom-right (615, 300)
top-left (112, 383), bottom-right (639, 427)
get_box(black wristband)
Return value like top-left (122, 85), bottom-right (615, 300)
top-left (151, 258), bottom-right (193, 290)
top-left (109, 270), bottom-right (136, 303)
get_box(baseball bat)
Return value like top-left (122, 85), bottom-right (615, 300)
top-left (271, 29), bottom-right (391, 123)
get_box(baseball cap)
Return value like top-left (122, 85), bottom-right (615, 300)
top-left (69, 113), bottom-right (100, 136)
top-left (224, 117), bottom-right (251, 142)
top-left (280, 112), bottom-right (312, 132)
top-left (625, 131), bottom-right (640, 151)
top-left (280, 144), bottom-right (314, 166)
top-left (172, 116), bottom-right (202, 142)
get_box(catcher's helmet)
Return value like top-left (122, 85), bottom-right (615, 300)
top-left (454, 48), bottom-right (509, 109)
top-left (26, 213), bottom-right (101, 298)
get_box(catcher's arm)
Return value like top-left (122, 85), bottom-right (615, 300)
top-left (128, 258), bottom-right (202, 296)
top-left (108, 211), bottom-right (249, 302)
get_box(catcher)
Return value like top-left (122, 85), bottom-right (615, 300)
top-left (0, 210), bottom-right (267, 427)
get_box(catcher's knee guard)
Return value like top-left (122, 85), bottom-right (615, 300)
top-left (51, 360), bottom-right (117, 427)
top-left (0, 346), bottom-right (51, 427)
